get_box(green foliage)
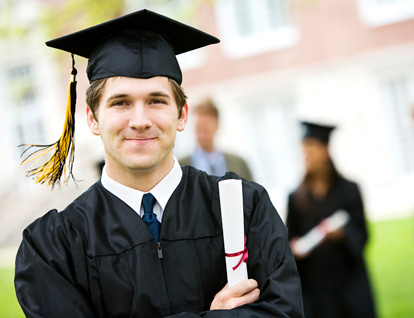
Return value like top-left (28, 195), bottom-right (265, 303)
top-left (0, 0), bottom-right (126, 40)
top-left (0, 0), bottom-right (31, 39)
top-left (1, 217), bottom-right (413, 317)
top-left (39, 0), bottom-right (127, 39)
top-left (0, 0), bottom-right (214, 43)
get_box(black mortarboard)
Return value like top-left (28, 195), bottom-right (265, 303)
top-left (21, 9), bottom-right (219, 187)
top-left (46, 9), bottom-right (220, 84)
top-left (301, 121), bottom-right (336, 144)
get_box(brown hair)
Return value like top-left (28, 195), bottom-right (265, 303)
top-left (86, 77), bottom-right (187, 118)
top-left (86, 78), bottom-right (108, 117)
top-left (192, 98), bottom-right (219, 120)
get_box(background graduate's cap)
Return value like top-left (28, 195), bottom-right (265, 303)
top-left (20, 9), bottom-right (220, 187)
top-left (301, 121), bottom-right (336, 144)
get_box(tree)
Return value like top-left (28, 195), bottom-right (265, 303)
top-left (1, 0), bottom-right (214, 41)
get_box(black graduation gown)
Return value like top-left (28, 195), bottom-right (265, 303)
top-left (15, 166), bottom-right (304, 317)
top-left (286, 176), bottom-right (376, 318)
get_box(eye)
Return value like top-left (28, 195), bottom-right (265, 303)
top-left (150, 99), bottom-right (166, 105)
top-left (111, 100), bottom-right (129, 107)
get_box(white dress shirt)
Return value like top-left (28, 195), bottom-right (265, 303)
top-left (101, 157), bottom-right (183, 223)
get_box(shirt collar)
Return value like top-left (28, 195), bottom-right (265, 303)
top-left (151, 157), bottom-right (182, 210)
top-left (194, 146), bottom-right (222, 159)
top-left (101, 157), bottom-right (183, 214)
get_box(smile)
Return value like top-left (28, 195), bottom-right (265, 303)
top-left (126, 137), bottom-right (157, 144)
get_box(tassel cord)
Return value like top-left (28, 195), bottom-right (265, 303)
top-left (20, 55), bottom-right (77, 188)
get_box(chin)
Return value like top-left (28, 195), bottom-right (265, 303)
top-left (127, 160), bottom-right (156, 171)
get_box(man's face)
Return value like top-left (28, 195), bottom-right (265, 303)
top-left (87, 76), bottom-right (187, 180)
top-left (194, 112), bottom-right (218, 151)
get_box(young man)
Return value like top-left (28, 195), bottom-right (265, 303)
top-left (15, 9), bottom-right (304, 317)
top-left (179, 98), bottom-right (253, 180)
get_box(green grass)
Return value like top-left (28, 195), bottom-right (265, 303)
top-left (365, 217), bottom-right (414, 318)
top-left (1, 217), bottom-right (413, 317)
top-left (0, 267), bottom-right (24, 318)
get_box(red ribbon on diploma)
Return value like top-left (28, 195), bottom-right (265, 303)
top-left (225, 236), bottom-right (248, 271)
top-left (317, 220), bottom-right (330, 237)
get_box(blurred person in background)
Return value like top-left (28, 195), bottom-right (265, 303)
top-left (286, 121), bottom-right (376, 318)
top-left (179, 98), bottom-right (252, 180)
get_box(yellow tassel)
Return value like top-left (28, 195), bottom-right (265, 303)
top-left (20, 55), bottom-right (77, 188)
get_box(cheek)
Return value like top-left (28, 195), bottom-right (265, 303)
top-left (157, 110), bottom-right (182, 131)
top-left (101, 110), bottom-right (131, 131)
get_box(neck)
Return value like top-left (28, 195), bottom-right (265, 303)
top-left (306, 167), bottom-right (331, 198)
top-left (309, 178), bottom-right (329, 199)
top-left (106, 156), bottom-right (174, 192)
top-left (200, 143), bottom-right (214, 153)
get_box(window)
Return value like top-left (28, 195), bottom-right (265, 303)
top-left (238, 93), bottom-right (302, 217)
top-left (215, 0), bottom-right (300, 59)
top-left (357, 0), bottom-right (414, 27)
top-left (7, 64), bottom-right (44, 151)
top-left (379, 73), bottom-right (414, 174)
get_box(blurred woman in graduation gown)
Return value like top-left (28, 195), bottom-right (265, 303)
top-left (286, 122), bottom-right (376, 318)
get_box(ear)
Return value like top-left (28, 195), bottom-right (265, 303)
top-left (86, 106), bottom-right (100, 136)
top-left (177, 102), bottom-right (188, 132)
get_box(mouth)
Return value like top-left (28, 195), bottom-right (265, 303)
top-left (125, 137), bottom-right (157, 144)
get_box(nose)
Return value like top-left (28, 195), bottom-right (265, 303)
top-left (129, 104), bottom-right (152, 130)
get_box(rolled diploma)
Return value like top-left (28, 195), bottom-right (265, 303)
top-left (294, 209), bottom-right (350, 256)
top-left (219, 179), bottom-right (248, 287)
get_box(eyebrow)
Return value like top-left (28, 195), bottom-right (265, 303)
top-left (149, 91), bottom-right (172, 100)
top-left (105, 92), bottom-right (172, 101)
top-left (106, 93), bottom-right (129, 102)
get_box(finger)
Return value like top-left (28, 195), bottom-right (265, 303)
top-left (229, 279), bottom-right (258, 297)
top-left (229, 287), bottom-right (260, 308)
top-left (242, 287), bottom-right (260, 303)
top-left (210, 280), bottom-right (260, 310)
top-left (217, 283), bottom-right (228, 293)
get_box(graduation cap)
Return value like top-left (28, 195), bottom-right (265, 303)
top-left (20, 9), bottom-right (220, 187)
top-left (301, 121), bottom-right (336, 144)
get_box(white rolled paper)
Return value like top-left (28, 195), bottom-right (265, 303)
top-left (219, 179), bottom-right (248, 287)
top-left (293, 209), bottom-right (350, 256)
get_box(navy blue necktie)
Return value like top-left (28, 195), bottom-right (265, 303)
top-left (142, 193), bottom-right (160, 242)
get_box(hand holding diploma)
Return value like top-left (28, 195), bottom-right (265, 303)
top-left (291, 210), bottom-right (350, 258)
